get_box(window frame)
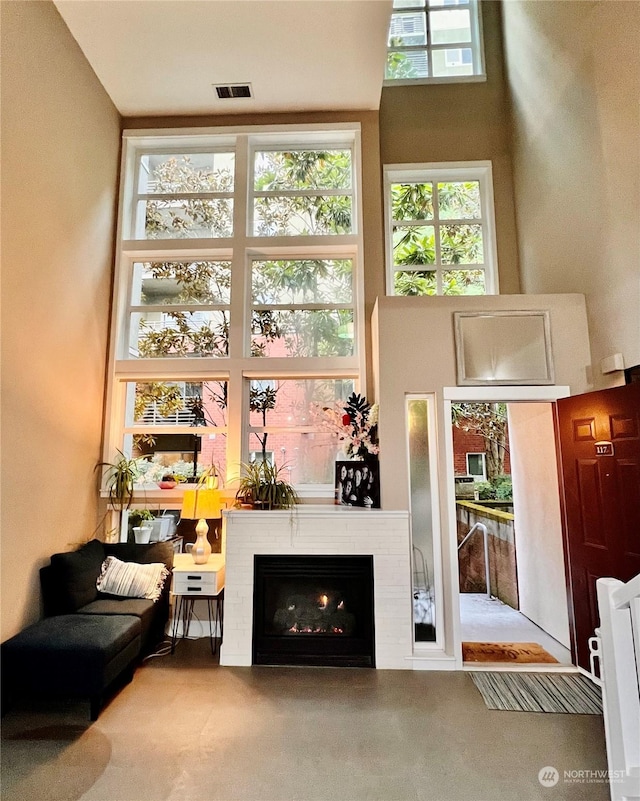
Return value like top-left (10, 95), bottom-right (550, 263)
top-left (384, 0), bottom-right (485, 86)
top-left (465, 452), bottom-right (487, 481)
top-left (383, 160), bottom-right (499, 297)
top-left (103, 124), bottom-right (365, 505)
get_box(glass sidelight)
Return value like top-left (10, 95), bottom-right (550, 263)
top-left (407, 396), bottom-right (441, 646)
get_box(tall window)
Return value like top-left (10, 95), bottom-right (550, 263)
top-left (106, 126), bottom-right (364, 497)
top-left (385, 0), bottom-right (484, 83)
top-left (384, 162), bottom-right (498, 296)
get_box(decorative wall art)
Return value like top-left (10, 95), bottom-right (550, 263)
top-left (454, 310), bottom-right (554, 386)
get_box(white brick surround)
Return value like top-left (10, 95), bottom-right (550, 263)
top-left (220, 507), bottom-right (413, 669)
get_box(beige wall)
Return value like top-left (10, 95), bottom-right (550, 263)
top-left (373, 292), bottom-right (590, 655)
top-left (502, 0), bottom-right (640, 388)
top-left (508, 403), bottom-right (570, 647)
top-left (379, 0), bottom-right (521, 295)
top-left (1, 1), bottom-right (121, 639)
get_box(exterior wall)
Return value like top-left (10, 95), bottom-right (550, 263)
top-left (502, 1), bottom-right (640, 388)
top-left (379, 0), bottom-right (521, 296)
top-left (453, 429), bottom-right (487, 475)
top-left (452, 426), bottom-right (511, 477)
top-left (1, 1), bottom-right (121, 640)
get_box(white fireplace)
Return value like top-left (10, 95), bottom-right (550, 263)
top-left (220, 507), bottom-right (413, 669)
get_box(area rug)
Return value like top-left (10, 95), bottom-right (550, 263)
top-left (469, 671), bottom-right (602, 714)
top-left (462, 641), bottom-right (559, 664)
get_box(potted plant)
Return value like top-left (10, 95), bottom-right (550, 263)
top-left (158, 473), bottom-right (179, 490)
top-left (97, 449), bottom-right (140, 510)
top-left (129, 509), bottom-right (155, 543)
top-left (235, 461), bottom-right (299, 510)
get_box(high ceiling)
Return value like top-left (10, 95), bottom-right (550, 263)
top-left (53, 0), bottom-right (393, 117)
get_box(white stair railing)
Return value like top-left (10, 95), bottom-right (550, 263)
top-left (592, 573), bottom-right (640, 801)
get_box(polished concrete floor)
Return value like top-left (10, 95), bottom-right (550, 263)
top-left (1, 638), bottom-right (608, 801)
top-left (460, 594), bottom-right (573, 664)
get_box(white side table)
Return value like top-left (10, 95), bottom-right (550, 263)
top-left (170, 553), bottom-right (225, 655)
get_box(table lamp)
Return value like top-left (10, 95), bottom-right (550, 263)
top-left (181, 485), bottom-right (223, 564)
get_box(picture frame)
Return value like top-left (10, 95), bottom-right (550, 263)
top-left (454, 310), bottom-right (554, 386)
top-left (335, 460), bottom-right (380, 508)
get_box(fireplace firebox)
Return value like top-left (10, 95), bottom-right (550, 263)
top-left (252, 555), bottom-right (375, 667)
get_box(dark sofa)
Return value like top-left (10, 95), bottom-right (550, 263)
top-left (2, 539), bottom-right (174, 719)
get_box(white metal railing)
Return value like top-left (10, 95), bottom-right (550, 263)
top-left (458, 522), bottom-right (491, 597)
top-left (590, 574), bottom-right (640, 801)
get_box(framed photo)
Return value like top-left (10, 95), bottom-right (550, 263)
top-left (454, 310), bottom-right (554, 386)
top-left (335, 460), bottom-right (380, 508)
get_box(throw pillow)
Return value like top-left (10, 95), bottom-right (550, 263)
top-left (96, 556), bottom-right (169, 602)
top-left (50, 539), bottom-right (105, 611)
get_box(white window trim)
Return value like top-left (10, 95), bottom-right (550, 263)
top-left (104, 124), bottom-right (365, 500)
top-left (384, 0), bottom-right (486, 86)
top-left (383, 160), bottom-right (499, 296)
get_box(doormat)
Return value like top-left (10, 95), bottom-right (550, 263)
top-left (469, 671), bottom-right (602, 714)
top-left (462, 641), bottom-right (559, 664)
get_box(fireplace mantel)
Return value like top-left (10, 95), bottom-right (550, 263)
top-left (220, 506), bottom-right (413, 668)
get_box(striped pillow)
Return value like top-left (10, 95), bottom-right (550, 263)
top-left (96, 556), bottom-right (169, 602)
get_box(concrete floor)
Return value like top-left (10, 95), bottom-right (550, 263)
top-left (460, 593), bottom-right (573, 665)
top-left (1, 638), bottom-right (609, 801)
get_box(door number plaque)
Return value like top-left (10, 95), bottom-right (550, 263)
top-left (595, 441), bottom-right (614, 456)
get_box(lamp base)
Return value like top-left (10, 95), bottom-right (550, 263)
top-left (191, 518), bottom-right (212, 564)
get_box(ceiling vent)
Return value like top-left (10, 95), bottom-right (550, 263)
top-left (214, 83), bottom-right (253, 100)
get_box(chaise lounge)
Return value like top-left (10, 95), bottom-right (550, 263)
top-left (1, 539), bottom-right (174, 720)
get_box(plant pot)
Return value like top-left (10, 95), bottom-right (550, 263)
top-left (149, 516), bottom-right (174, 542)
top-left (158, 480), bottom-right (177, 489)
top-left (133, 526), bottom-right (153, 544)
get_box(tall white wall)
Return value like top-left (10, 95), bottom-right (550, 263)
top-left (1, 1), bottom-right (121, 640)
top-left (508, 403), bottom-right (570, 648)
top-left (502, 1), bottom-right (640, 387)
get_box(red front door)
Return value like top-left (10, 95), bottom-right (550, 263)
top-left (556, 383), bottom-right (640, 669)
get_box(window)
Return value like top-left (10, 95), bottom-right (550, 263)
top-left (385, 0), bottom-right (484, 84)
top-left (384, 162), bottom-right (498, 296)
top-left (247, 378), bottom-right (354, 487)
top-left (106, 126), bottom-right (364, 498)
top-left (466, 452), bottom-right (486, 481)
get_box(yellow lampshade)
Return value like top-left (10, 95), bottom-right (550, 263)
top-left (181, 488), bottom-right (223, 520)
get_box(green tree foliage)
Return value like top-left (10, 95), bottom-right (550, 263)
top-left (385, 38), bottom-right (420, 80)
top-left (251, 258), bottom-right (353, 359)
top-left (391, 180), bottom-right (485, 297)
top-left (451, 402), bottom-right (509, 481)
top-left (144, 156), bottom-right (233, 239)
top-left (253, 150), bottom-right (352, 236)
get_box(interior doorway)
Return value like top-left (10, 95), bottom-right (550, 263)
top-left (444, 388), bottom-right (573, 669)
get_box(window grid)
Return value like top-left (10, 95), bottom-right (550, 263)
top-left (384, 162), bottom-right (498, 297)
top-left (385, 0), bottom-right (484, 84)
top-left (107, 128), bottom-right (364, 494)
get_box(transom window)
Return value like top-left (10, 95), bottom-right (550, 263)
top-left (384, 162), bottom-right (498, 296)
top-left (385, 0), bottom-right (485, 83)
top-left (106, 126), bottom-right (364, 500)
